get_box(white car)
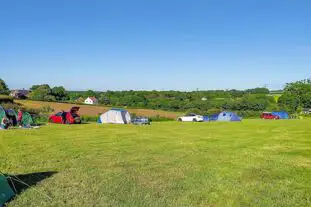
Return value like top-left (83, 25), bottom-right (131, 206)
top-left (177, 113), bottom-right (204, 122)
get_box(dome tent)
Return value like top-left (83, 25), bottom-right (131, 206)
top-left (98, 108), bottom-right (131, 124)
top-left (0, 174), bottom-right (15, 206)
top-left (271, 111), bottom-right (289, 119)
top-left (211, 111), bottom-right (242, 122)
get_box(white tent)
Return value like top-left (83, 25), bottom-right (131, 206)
top-left (98, 109), bottom-right (131, 124)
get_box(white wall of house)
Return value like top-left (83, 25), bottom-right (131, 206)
top-left (84, 97), bottom-right (98, 105)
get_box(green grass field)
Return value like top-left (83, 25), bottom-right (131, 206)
top-left (1, 120), bottom-right (311, 206)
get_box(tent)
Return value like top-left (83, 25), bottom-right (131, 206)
top-left (0, 175), bottom-right (15, 206)
top-left (98, 108), bottom-right (131, 124)
top-left (0, 106), bottom-right (6, 123)
top-left (209, 114), bottom-right (219, 121)
top-left (203, 116), bottom-right (209, 122)
top-left (20, 112), bottom-right (35, 126)
top-left (271, 111), bottom-right (289, 119)
top-left (210, 111), bottom-right (242, 122)
top-left (0, 107), bottom-right (17, 127)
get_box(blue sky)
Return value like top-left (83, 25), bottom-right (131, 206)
top-left (1, 0), bottom-right (310, 91)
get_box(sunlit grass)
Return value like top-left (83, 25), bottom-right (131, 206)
top-left (1, 120), bottom-right (311, 206)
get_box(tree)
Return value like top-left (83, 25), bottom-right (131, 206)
top-left (29, 84), bottom-right (52, 101)
top-left (85, 90), bottom-right (96, 98)
top-left (99, 94), bottom-right (111, 105)
top-left (52, 86), bottom-right (68, 101)
top-left (279, 79), bottom-right (311, 111)
top-left (0, 79), bottom-right (10, 95)
top-left (245, 87), bottom-right (270, 94)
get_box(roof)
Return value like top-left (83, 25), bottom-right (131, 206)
top-left (86, 97), bottom-right (98, 102)
top-left (110, 108), bottom-right (128, 112)
top-left (10, 89), bottom-right (29, 96)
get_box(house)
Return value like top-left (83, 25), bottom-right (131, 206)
top-left (75, 97), bottom-right (85, 104)
top-left (9, 89), bottom-right (29, 99)
top-left (84, 97), bottom-right (98, 105)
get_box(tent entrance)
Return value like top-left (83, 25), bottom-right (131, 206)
top-left (0, 175), bottom-right (15, 206)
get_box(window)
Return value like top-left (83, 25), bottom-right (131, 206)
top-left (55, 112), bottom-right (63, 116)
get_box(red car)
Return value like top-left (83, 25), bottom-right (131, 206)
top-left (49, 107), bottom-right (81, 124)
top-left (260, 112), bottom-right (280, 120)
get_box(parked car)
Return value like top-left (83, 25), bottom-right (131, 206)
top-left (177, 113), bottom-right (204, 122)
top-left (260, 112), bottom-right (280, 120)
top-left (49, 107), bottom-right (81, 124)
top-left (132, 116), bottom-right (150, 125)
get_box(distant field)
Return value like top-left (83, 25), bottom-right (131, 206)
top-left (1, 120), bottom-right (311, 206)
top-left (16, 100), bottom-right (181, 118)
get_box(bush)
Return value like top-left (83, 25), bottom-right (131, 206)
top-left (185, 108), bottom-right (203, 115)
top-left (149, 115), bottom-right (174, 122)
top-left (80, 115), bottom-right (98, 122)
top-left (40, 105), bottom-right (54, 113)
top-left (236, 111), bottom-right (261, 118)
top-left (35, 114), bottom-right (49, 123)
top-left (0, 95), bottom-right (13, 103)
top-left (131, 113), bottom-right (137, 119)
top-left (0, 102), bottom-right (21, 111)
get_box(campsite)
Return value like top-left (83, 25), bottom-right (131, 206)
top-left (1, 0), bottom-right (311, 206)
top-left (1, 120), bottom-right (311, 206)
top-left (1, 78), bottom-right (311, 206)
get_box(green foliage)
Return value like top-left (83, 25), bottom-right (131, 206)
top-left (0, 95), bottom-right (13, 103)
top-left (236, 110), bottom-right (262, 118)
top-left (80, 115), bottom-right (98, 122)
top-left (86, 90), bottom-right (96, 98)
top-left (245, 87), bottom-right (270, 94)
top-left (149, 115), bottom-right (173, 122)
top-left (40, 105), bottom-right (54, 113)
top-left (278, 79), bottom-right (311, 112)
top-left (0, 102), bottom-right (20, 110)
top-left (29, 84), bottom-right (69, 101)
top-left (29, 84), bottom-right (51, 100)
top-left (52, 86), bottom-right (68, 101)
top-left (0, 79), bottom-right (10, 95)
top-left (185, 108), bottom-right (202, 115)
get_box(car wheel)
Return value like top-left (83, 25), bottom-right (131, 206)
top-left (193, 118), bottom-right (197, 122)
top-left (178, 118), bottom-right (182, 122)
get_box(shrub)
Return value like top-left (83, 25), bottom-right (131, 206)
top-left (236, 111), bottom-right (261, 118)
top-left (0, 95), bottom-right (13, 103)
top-left (35, 114), bottom-right (49, 123)
top-left (149, 115), bottom-right (174, 122)
top-left (131, 113), bottom-right (137, 119)
top-left (40, 105), bottom-right (54, 113)
top-left (1, 102), bottom-right (21, 110)
top-left (80, 115), bottom-right (98, 122)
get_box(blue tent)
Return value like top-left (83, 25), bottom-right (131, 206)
top-left (210, 111), bottom-right (242, 122)
top-left (203, 116), bottom-right (209, 122)
top-left (209, 114), bottom-right (219, 121)
top-left (271, 111), bottom-right (289, 119)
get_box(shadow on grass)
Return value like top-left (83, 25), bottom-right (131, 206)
top-left (5, 171), bottom-right (57, 205)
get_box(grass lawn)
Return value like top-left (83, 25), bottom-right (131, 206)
top-left (1, 120), bottom-right (311, 206)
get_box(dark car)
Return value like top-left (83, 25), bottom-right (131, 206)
top-left (49, 107), bottom-right (81, 124)
top-left (132, 116), bottom-right (150, 125)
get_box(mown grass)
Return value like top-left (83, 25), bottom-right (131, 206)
top-left (1, 120), bottom-right (311, 206)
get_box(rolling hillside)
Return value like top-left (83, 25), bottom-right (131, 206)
top-left (16, 100), bottom-right (181, 118)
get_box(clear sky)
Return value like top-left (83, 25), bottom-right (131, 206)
top-left (1, 0), bottom-right (310, 91)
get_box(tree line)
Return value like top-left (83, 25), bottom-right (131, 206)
top-left (1, 78), bottom-right (311, 116)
